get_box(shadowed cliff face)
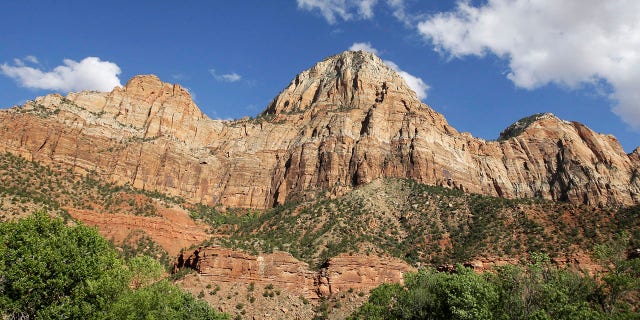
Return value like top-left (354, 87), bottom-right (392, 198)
top-left (0, 51), bottom-right (638, 208)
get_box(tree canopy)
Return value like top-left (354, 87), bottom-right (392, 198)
top-left (350, 252), bottom-right (640, 320)
top-left (0, 212), bottom-right (228, 319)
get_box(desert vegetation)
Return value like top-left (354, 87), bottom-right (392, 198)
top-left (198, 178), bottom-right (639, 270)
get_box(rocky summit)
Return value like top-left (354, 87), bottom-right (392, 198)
top-left (0, 50), bottom-right (638, 210)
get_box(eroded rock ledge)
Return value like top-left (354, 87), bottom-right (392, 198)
top-left (173, 246), bottom-right (415, 300)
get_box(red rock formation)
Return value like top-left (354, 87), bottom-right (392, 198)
top-left (174, 247), bottom-right (415, 300)
top-left (319, 253), bottom-right (413, 296)
top-left (0, 51), bottom-right (638, 209)
top-left (67, 205), bottom-right (210, 256)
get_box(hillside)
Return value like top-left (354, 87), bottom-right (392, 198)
top-left (1, 50), bottom-right (639, 319)
top-left (0, 151), bottom-right (209, 262)
top-left (211, 178), bottom-right (639, 268)
top-left (2, 150), bottom-right (638, 318)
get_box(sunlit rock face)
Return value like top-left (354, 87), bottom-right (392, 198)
top-left (0, 51), bottom-right (638, 208)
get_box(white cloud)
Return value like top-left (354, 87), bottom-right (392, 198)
top-left (209, 69), bottom-right (242, 82)
top-left (386, 0), bottom-right (409, 24)
top-left (298, 0), bottom-right (413, 25)
top-left (24, 55), bottom-right (39, 64)
top-left (1, 56), bottom-right (122, 92)
top-left (297, 0), bottom-right (380, 24)
top-left (418, 0), bottom-right (640, 129)
top-left (357, 0), bottom-right (377, 19)
top-left (11, 55), bottom-right (40, 68)
top-left (220, 73), bottom-right (241, 82)
top-left (349, 42), bottom-right (379, 55)
top-left (297, 0), bottom-right (352, 24)
top-left (297, 0), bottom-right (415, 26)
top-left (348, 42), bottom-right (429, 100)
top-left (384, 60), bottom-right (429, 100)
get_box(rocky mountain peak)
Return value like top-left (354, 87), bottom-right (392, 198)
top-left (498, 113), bottom-right (562, 141)
top-left (0, 51), bottom-right (638, 209)
top-left (262, 50), bottom-right (421, 116)
top-left (121, 74), bottom-right (196, 105)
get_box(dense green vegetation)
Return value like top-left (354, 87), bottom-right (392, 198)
top-left (350, 251), bottom-right (640, 319)
top-left (0, 212), bottom-right (228, 319)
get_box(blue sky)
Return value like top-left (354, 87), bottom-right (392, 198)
top-left (1, 1), bottom-right (638, 151)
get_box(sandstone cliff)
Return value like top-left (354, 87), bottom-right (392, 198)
top-left (0, 51), bottom-right (638, 208)
top-left (174, 246), bottom-right (414, 300)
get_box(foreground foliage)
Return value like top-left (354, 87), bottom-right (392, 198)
top-left (0, 212), bottom-right (228, 320)
top-left (350, 252), bottom-right (640, 320)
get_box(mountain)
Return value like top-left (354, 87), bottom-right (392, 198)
top-left (0, 51), bottom-right (638, 210)
top-left (1, 50), bottom-right (639, 319)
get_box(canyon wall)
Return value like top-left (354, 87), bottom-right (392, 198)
top-left (0, 51), bottom-right (637, 209)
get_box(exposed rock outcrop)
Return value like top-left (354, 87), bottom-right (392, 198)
top-left (0, 51), bottom-right (638, 208)
top-left (174, 247), bottom-right (415, 300)
top-left (67, 205), bottom-right (210, 256)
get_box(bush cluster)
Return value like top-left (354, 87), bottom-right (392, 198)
top-left (350, 252), bottom-right (640, 320)
top-left (0, 212), bottom-right (229, 319)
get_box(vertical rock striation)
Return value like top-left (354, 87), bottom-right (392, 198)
top-left (0, 51), bottom-right (637, 208)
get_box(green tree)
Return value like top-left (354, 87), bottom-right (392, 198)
top-left (0, 211), bottom-right (128, 319)
top-left (350, 266), bottom-right (499, 320)
top-left (593, 233), bottom-right (640, 317)
top-left (126, 255), bottom-right (165, 290)
top-left (0, 212), bottom-right (229, 320)
top-left (105, 280), bottom-right (229, 320)
top-left (349, 283), bottom-right (403, 319)
top-left (399, 266), bottom-right (498, 320)
top-left (350, 260), bottom-right (617, 320)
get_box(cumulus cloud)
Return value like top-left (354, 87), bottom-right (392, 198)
top-left (349, 42), bottom-right (429, 100)
top-left (384, 60), bottom-right (429, 100)
top-left (209, 69), bottom-right (242, 82)
top-left (418, 0), bottom-right (640, 128)
top-left (298, 0), bottom-right (357, 24)
top-left (1, 56), bottom-right (121, 92)
top-left (298, 0), bottom-right (413, 24)
top-left (386, 0), bottom-right (410, 25)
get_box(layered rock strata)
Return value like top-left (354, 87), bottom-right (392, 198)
top-left (0, 51), bottom-right (638, 208)
top-left (174, 247), bottom-right (414, 299)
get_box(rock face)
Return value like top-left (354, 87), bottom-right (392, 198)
top-left (318, 254), bottom-right (413, 296)
top-left (66, 205), bottom-right (210, 256)
top-left (0, 51), bottom-right (638, 208)
top-left (174, 247), bottom-right (414, 299)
